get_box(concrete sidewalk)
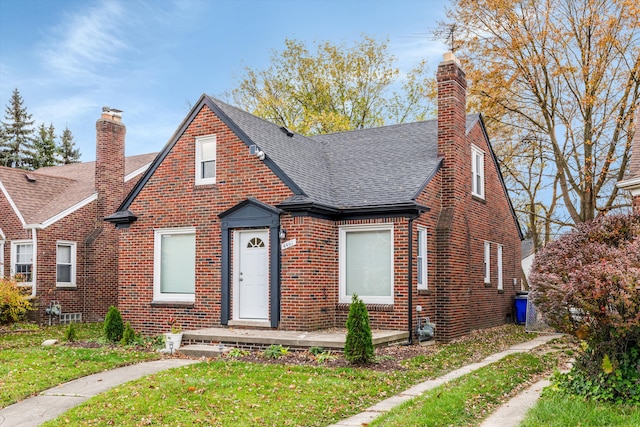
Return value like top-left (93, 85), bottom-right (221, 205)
top-left (0, 359), bottom-right (199, 427)
top-left (328, 334), bottom-right (562, 427)
top-left (0, 334), bottom-right (562, 427)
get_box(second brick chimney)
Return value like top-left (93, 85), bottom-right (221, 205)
top-left (95, 107), bottom-right (125, 221)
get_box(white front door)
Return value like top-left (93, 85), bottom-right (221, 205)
top-left (235, 230), bottom-right (269, 320)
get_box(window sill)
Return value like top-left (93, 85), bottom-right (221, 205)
top-left (56, 284), bottom-right (77, 289)
top-left (484, 282), bottom-right (492, 288)
top-left (193, 182), bottom-right (217, 189)
top-left (472, 195), bottom-right (487, 204)
top-left (336, 303), bottom-right (394, 312)
top-left (497, 289), bottom-right (505, 294)
top-left (418, 289), bottom-right (432, 296)
top-left (151, 300), bottom-right (195, 308)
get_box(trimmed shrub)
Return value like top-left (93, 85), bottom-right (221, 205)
top-left (121, 322), bottom-right (137, 346)
top-left (530, 213), bottom-right (640, 403)
top-left (64, 323), bottom-right (77, 342)
top-left (103, 306), bottom-right (124, 343)
top-left (344, 293), bottom-right (374, 364)
top-left (0, 278), bottom-right (33, 324)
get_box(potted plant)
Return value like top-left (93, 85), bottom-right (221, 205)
top-left (164, 317), bottom-right (183, 352)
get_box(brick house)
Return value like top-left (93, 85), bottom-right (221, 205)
top-left (107, 53), bottom-right (523, 342)
top-left (617, 106), bottom-right (640, 214)
top-left (0, 108), bottom-right (155, 323)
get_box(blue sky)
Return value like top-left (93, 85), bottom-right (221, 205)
top-left (0, 0), bottom-right (449, 161)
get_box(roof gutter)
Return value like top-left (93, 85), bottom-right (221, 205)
top-left (277, 200), bottom-right (429, 220)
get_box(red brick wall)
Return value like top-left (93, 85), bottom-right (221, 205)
top-left (118, 104), bottom-right (295, 335)
top-left (433, 56), bottom-right (522, 341)
top-left (117, 94), bottom-right (521, 340)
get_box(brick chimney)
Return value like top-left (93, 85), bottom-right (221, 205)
top-left (95, 107), bottom-right (125, 220)
top-left (435, 52), bottom-right (470, 341)
top-left (437, 51), bottom-right (467, 207)
top-left (617, 104), bottom-right (640, 214)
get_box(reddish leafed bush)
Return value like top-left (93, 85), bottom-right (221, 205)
top-left (530, 214), bottom-right (640, 344)
top-left (529, 214), bottom-right (640, 402)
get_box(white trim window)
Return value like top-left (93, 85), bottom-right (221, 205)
top-left (56, 241), bottom-right (76, 287)
top-left (484, 241), bottom-right (491, 284)
top-left (0, 238), bottom-right (4, 278)
top-left (195, 135), bottom-right (216, 185)
top-left (11, 240), bottom-right (33, 284)
top-left (154, 228), bottom-right (196, 302)
top-left (497, 244), bottom-right (503, 290)
top-left (417, 227), bottom-right (428, 290)
top-left (339, 223), bottom-right (394, 304)
top-left (471, 144), bottom-right (485, 199)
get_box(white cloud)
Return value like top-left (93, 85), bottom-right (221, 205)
top-left (39, 1), bottom-right (128, 82)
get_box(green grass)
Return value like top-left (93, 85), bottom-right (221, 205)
top-left (0, 322), bottom-right (160, 408)
top-left (371, 352), bottom-right (551, 426)
top-left (40, 325), bottom-right (539, 426)
top-left (522, 391), bottom-right (640, 426)
top-left (43, 362), bottom-right (403, 427)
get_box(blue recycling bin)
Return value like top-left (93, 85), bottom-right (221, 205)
top-left (514, 292), bottom-right (528, 325)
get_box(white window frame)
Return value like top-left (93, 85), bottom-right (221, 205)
top-left (484, 241), bottom-right (491, 284)
top-left (339, 223), bottom-right (394, 305)
top-left (194, 135), bottom-right (216, 185)
top-left (471, 144), bottom-right (485, 199)
top-left (153, 227), bottom-right (196, 302)
top-left (11, 240), bottom-right (34, 285)
top-left (56, 241), bottom-right (77, 288)
top-left (0, 232), bottom-right (4, 278)
top-left (417, 227), bottom-right (428, 290)
top-left (497, 244), bottom-right (503, 290)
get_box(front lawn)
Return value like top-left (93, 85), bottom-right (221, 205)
top-left (371, 352), bottom-right (551, 426)
top-left (522, 390), bottom-right (640, 426)
top-left (41, 325), bottom-right (544, 427)
top-left (0, 322), bottom-right (160, 408)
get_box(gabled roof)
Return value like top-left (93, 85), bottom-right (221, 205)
top-left (115, 96), bottom-right (515, 224)
top-left (0, 153), bottom-right (156, 227)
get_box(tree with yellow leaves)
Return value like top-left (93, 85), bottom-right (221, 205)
top-left (229, 36), bottom-right (436, 135)
top-left (447, 0), bottom-right (640, 242)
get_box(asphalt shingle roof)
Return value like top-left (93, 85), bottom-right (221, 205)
top-left (211, 97), bottom-right (480, 210)
top-left (0, 153), bottom-right (156, 225)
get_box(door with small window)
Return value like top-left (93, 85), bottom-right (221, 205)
top-left (234, 230), bottom-right (269, 320)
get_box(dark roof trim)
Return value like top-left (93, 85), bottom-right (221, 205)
top-left (218, 197), bottom-right (283, 220)
top-left (277, 199), bottom-right (429, 220)
top-left (112, 95), bottom-right (304, 217)
top-left (103, 209), bottom-right (137, 228)
top-left (476, 114), bottom-right (524, 240)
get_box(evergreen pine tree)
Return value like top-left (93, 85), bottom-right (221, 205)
top-left (344, 293), bottom-right (374, 364)
top-left (57, 126), bottom-right (81, 164)
top-left (0, 88), bottom-right (35, 169)
top-left (103, 305), bottom-right (124, 342)
top-left (31, 123), bottom-right (59, 169)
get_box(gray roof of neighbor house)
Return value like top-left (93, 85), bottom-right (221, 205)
top-left (117, 95), bottom-right (485, 218)
top-left (0, 153), bottom-right (156, 226)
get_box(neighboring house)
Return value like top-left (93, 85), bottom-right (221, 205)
top-left (0, 108), bottom-right (156, 323)
top-left (107, 53), bottom-right (523, 342)
top-left (617, 106), bottom-right (640, 214)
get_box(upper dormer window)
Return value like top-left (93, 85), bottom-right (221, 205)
top-left (471, 144), bottom-right (485, 199)
top-left (195, 135), bottom-right (216, 185)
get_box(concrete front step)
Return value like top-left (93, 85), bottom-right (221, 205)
top-left (179, 344), bottom-right (233, 358)
top-left (182, 328), bottom-right (409, 351)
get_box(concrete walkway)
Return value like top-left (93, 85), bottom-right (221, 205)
top-left (0, 334), bottom-right (562, 427)
top-left (0, 359), bottom-right (199, 427)
top-left (480, 379), bottom-right (550, 427)
top-left (328, 334), bottom-right (562, 427)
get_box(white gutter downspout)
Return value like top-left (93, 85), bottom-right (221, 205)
top-left (29, 228), bottom-right (37, 299)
